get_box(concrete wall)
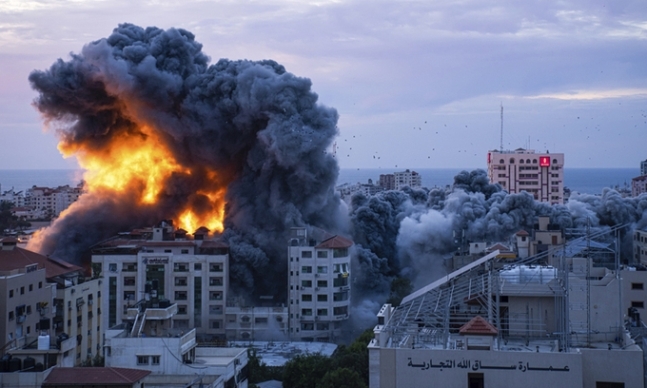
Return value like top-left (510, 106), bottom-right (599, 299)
top-left (370, 347), bottom-right (583, 388)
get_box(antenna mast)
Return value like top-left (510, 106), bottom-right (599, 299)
top-left (500, 103), bottom-right (504, 150)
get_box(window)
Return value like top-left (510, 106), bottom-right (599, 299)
top-left (317, 294), bottom-right (328, 302)
top-left (124, 277), bottom-right (136, 286)
top-left (302, 308), bottom-right (313, 316)
top-left (301, 323), bottom-right (314, 331)
top-left (194, 263), bottom-right (202, 271)
top-left (302, 266), bottom-right (312, 274)
top-left (333, 248), bottom-right (348, 258)
top-left (302, 294), bottom-right (312, 302)
top-left (108, 263), bottom-right (117, 272)
top-left (631, 301), bottom-right (644, 308)
top-left (123, 263), bottom-right (137, 272)
top-left (632, 283), bottom-right (644, 290)
top-left (333, 291), bottom-right (349, 301)
top-left (255, 317), bottom-right (268, 324)
top-left (317, 250), bottom-right (328, 259)
top-left (209, 292), bottom-right (223, 301)
top-left (9, 290), bottom-right (13, 298)
top-left (210, 320), bottom-right (221, 329)
top-left (137, 356), bottom-right (149, 365)
top-left (8, 311), bottom-right (14, 321)
top-left (20, 287), bottom-right (24, 295)
top-left (151, 356), bottom-right (160, 365)
top-left (317, 280), bottom-right (328, 288)
top-left (29, 284), bottom-right (33, 292)
top-left (174, 263), bottom-right (189, 272)
top-left (302, 251), bottom-right (312, 258)
top-left (334, 306), bottom-right (348, 316)
top-left (26, 305), bottom-right (32, 314)
top-left (181, 249), bottom-right (189, 254)
top-left (317, 308), bottom-right (328, 316)
top-left (209, 263), bottom-right (223, 272)
top-left (178, 305), bottom-right (187, 315)
top-left (302, 280), bottom-right (312, 288)
top-left (39, 282), bottom-right (42, 289)
top-left (175, 291), bottom-right (188, 300)
top-left (317, 266), bottom-right (328, 274)
top-left (209, 277), bottom-right (223, 286)
top-left (175, 277), bottom-right (188, 286)
top-left (124, 291), bottom-right (135, 301)
top-left (164, 249), bottom-right (172, 253)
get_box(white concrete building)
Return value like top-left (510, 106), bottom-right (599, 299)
top-left (25, 185), bottom-right (82, 218)
top-left (394, 169), bottom-right (422, 190)
top-left (635, 229), bottom-right (647, 266)
top-left (487, 149), bottom-right (565, 204)
top-left (225, 306), bottom-right (288, 342)
top-left (104, 303), bottom-right (248, 388)
top-left (91, 221), bottom-right (229, 342)
top-left (369, 236), bottom-right (644, 388)
top-left (287, 227), bottom-right (352, 342)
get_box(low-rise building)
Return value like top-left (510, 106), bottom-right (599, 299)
top-left (104, 302), bottom-right (248, 388)
top-left (225, 306), bottom-right (288, 342)
top-left (369, 236), bottom-right (644, 388)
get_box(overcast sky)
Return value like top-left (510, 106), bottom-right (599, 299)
top-left (1, 0), bottom-right (645, 170)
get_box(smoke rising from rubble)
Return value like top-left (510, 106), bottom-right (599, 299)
top-left (350, 169), bottom-right (647, 293)
top-left (28, 23), bottom-right (343, 297)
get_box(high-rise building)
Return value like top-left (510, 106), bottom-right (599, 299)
top-left (394, 169), bottom-right (422, 190)
top-left (91, 221), bottom-right (229, 342)
top-left (487, 148), bottom-right (565, 204)
top-left (287, 227), bottom-right (352, 342)
top-left (641, 159), bottom-right (647, 176)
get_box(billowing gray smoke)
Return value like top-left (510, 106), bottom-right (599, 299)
top-left (28, 23), bottom-right (344, 298)
top-left (351, 169), bottom-right (647, 292)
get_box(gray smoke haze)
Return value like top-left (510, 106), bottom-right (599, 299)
top-left (350, 169), bottom-right (647, 293)
top-left (28, 23), bottom-right (344, 298)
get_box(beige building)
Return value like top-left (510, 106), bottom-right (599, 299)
top-left (287, 227), bottom-right (352, 342)
top-left (632, 175), bottom-right (647, 197)
top-left (487, 149), bottom-right (565, 204)
top-left (225, 306), bottom-right (288, 341)
top-left (25, 184), bottom-right (83, 218)
top-left (0, 237), bottom-right (102, 369)
top-left (91, 221), bottom-right (229, 342)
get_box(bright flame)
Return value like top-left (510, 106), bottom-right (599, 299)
top-left (57, 123), bottom-right (226, 233)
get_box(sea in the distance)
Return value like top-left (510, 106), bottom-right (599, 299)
top-left (0, 168), bottom-right (640, 196)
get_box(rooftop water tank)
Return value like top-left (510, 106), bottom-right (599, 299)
top-left (38, 333), bottom-right (50, 350)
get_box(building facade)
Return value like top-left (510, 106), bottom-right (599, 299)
top-left (487, 149), bottom-right (565, 204)
top-left (394, 169), bottom-right (422, 190)
top-left (25, 185), bottom-right (83, 218)
top-left (0, 237), bottom-right (101, 368)
top-left (635, 229), bottom-right (647, 266)
top-left (287, 228), bottom-right (352, 342)
top-left (91, 222), bottom-right (229, 341)
top-left (641, 159), bottom-right (647, 176)
top-left (632, 175), bottom-right (647, 197)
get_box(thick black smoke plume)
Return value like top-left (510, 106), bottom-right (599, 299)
top-left (28, 23), bottom-right (344, 298)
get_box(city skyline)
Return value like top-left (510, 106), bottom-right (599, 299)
top-left (1, 0), bottom-right (646, 170)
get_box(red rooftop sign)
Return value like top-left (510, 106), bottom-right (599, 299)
top-left (539, 156), bottom-right (551, 167)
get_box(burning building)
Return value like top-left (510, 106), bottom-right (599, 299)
top-left (28, 23), bottom-right (345, 302)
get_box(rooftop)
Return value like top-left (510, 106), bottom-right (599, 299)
top-left (42, 367), bottom-right (150, 386)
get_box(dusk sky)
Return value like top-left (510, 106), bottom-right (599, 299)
top-left (1, 0), bottom-right (645, 170)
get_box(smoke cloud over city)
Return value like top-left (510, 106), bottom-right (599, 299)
top-left (28, 23), bottom-right (343, 297)
top-left (27, 23), bottom-right (647, 314)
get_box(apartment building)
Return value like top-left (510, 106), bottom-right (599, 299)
top-left (0, 237), bottom-right (101, 368)
top-left (91, 221), bottom-right (229, 341)
top-left (632, 175), bottom-right (647, 197)
top-left (287, 227), bottom-right (352, 342)
top-left (635, 228), bottom-right (647, 265)
top-left (487, 149), bottom-right (565, 204)
top-left (25, 184), bottom-right (83, 218)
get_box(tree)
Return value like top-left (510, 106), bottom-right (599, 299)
top-left (282, 354), bottom-right (331, 388)
top-left (247, 348), bottom-right (283, 384)
top-left (318, 367), bottom-right (367, 388)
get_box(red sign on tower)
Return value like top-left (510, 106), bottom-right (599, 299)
top-left (539, 156), bottom-right (551, 167)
